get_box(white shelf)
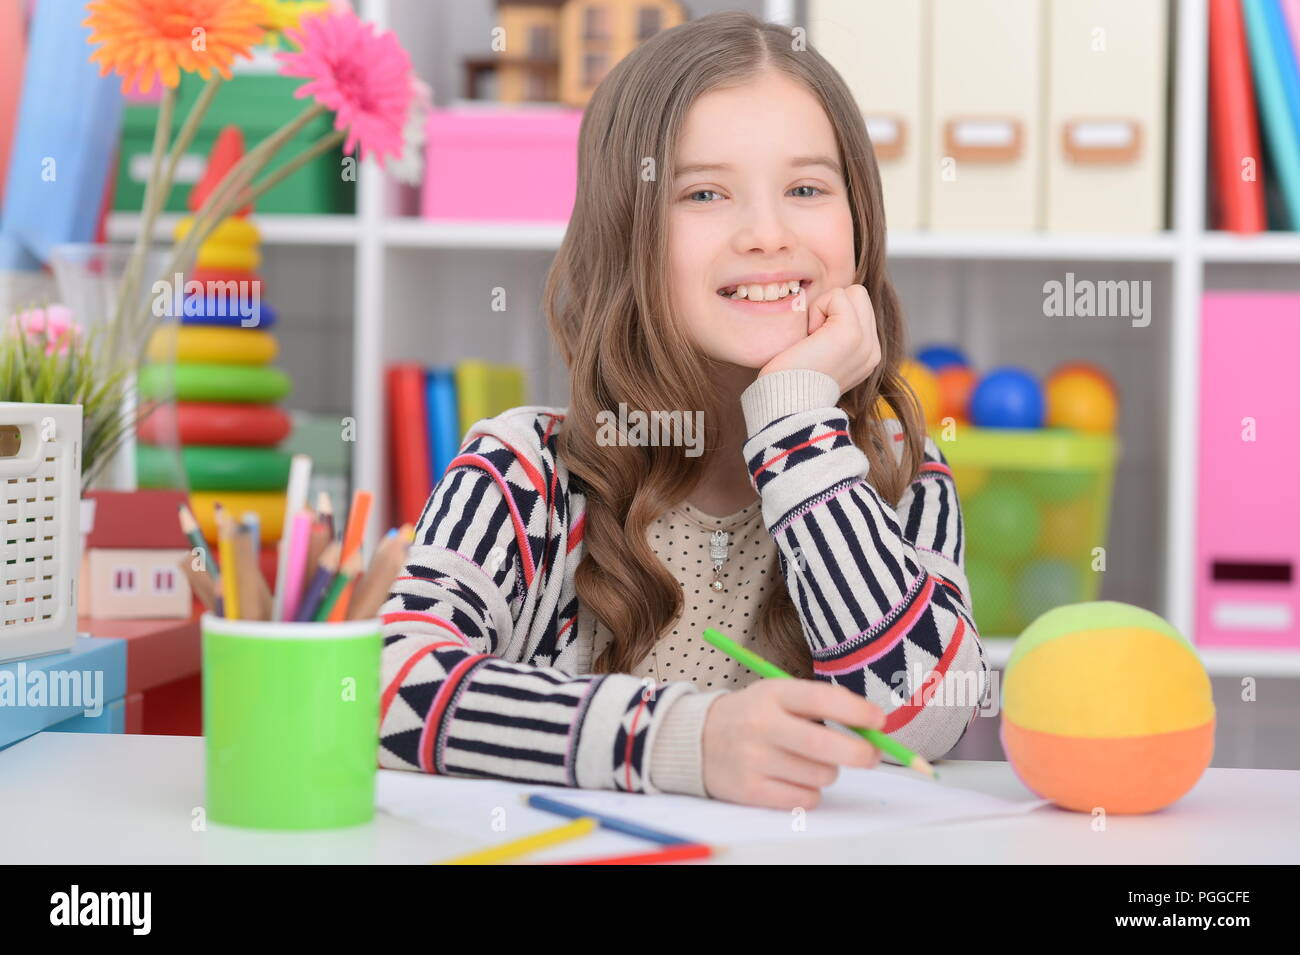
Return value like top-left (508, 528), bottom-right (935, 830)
top-left (107, 213), bottom-right (1300, 263)
top-left (981, 637), bottom-right (1300, 678)
top-left (380, 220), bottom-right (1182, 259)
top-left (1200, 231), bottom-right (1300, 262)
top-left (383, 217), bottom-right (567, 250)
top-left (885, 231), bottom-right (1179, 261)
top-left (106, 212), bottom-right (361, 246)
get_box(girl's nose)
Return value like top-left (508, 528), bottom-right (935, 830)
top-left (734, 202), bottom-right (795, 253)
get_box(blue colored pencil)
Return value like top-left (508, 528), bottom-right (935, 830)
top-left (525, 793), bottom-right (696, 846)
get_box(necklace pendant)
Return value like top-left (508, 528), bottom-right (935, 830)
top-left (709, 530), bottom-right (729, 592)
top-left (709, 530), bottom-right (729, 562)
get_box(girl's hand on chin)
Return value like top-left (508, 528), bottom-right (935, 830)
top-left (758, 284), bottom-right (882, 397)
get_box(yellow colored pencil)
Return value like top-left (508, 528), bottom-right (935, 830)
top-left (215, 506), bottom-right (240, 620)
top-left (435, 817), bottom-right (597, 865)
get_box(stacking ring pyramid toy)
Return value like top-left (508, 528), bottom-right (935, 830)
top-left (137, 126), bottom-right (293, 566)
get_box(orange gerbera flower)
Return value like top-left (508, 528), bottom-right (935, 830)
top-left (84, 0), bottom-right (266, 94)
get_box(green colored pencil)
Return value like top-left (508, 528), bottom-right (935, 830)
top-left (701, 627), bottom-right (939, 780)
top-left (313, 551), bottom-right (361, 622)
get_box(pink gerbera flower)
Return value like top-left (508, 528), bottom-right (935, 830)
top-left (277, 11), bottom-right (414, 166)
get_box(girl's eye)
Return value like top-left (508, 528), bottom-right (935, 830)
top-left (790, 185), bottom-right (823, 198)
top-left (686, 189), bottom-right (723, 202)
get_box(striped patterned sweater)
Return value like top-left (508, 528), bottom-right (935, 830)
top-left (379, 369), bottom-right (990, 794)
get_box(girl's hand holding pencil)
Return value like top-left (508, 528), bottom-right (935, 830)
top-left (697, 627), bottom-right (936, 812)
top-left (176, 470), bottom-right (415, 623)
top-left (699, 675), bottom-right (886, 811)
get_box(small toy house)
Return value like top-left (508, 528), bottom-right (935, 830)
top-left (78, 490), bottom-right (193, 620)
top-left (465, 0), bottom-right (684, 107)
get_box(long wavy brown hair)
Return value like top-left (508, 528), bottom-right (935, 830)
top-left (544, 10), bottom-right (926, 677)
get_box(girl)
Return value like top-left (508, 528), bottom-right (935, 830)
top-left (379, 11), bottom-right (988, 810)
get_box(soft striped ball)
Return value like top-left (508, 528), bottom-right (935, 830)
top-left (1001, 601), bottom-right (1215, 814)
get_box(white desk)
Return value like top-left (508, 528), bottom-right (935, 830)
top-left (1, 732), bottom-right (1297, 863)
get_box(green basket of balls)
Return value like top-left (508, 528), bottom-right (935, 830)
top-left (902, 347), bottom-right (1122, 639)
top-left (933, 426), bottom-right (1118, 637)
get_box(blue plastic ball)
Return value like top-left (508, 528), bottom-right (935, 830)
top-left (916, 344), bottom-right (969, 372)
top-left (970, 367), bottom-right (1045, 428)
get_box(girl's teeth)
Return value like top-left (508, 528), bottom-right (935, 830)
top-left (728, 280), bottom-right (801, 301)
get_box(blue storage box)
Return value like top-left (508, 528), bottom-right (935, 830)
top-left (0, 635), bottom-right (126, 750)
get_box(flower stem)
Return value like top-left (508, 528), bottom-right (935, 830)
top-left (159, 75), bottom-right (224, 201)
top-left (160, 101), bottom-right (328, 285)
top-left (112, 85), bottom-right (176, 363)
top-left (231, 129), bottom-right (346, 212)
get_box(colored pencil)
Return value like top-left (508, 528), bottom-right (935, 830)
top-left (239, 511), bottom-right (272, 619)
top-left (317, 490), bottom-right (335, 540)
top-left (700, 627), bottom-right (938, 780)
top-left (523, 793), bottom-right (695, 846)
top-left (435, 817), bottom-right (597, 865)
top-left (215, 505), bottom-right (240, 620)
top-left (347, 523), bottom-right (414, 620)
top-left (295, 541), bottom-right (341, 623)
top-left (271, 454), bottom-right (312, 621)
top-left (343, 526), bottom-right (395, 621)
top-left (178, 503), bottom-right (220, 589)
top-left (313, 549), bottom-right (362, 622)
top-left (242, 510), bottom-right (261, 554)
top-left (175, 555), bottom-right (218, 612)
top-left (279, 507), bottom-right (315, 621)
top-left (235, 519), bottom-right (269, 620)
top-left (303, 520), bottom-right (331, 587)
top-left (326, 489), bottom-right (372, 622)
top-left (538, 843), bottom-right (715, 865)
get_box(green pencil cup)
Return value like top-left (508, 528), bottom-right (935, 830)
top-left (202, 613), bottom-right (383, 830)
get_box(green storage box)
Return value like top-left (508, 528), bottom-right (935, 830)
top-left (933, 427), bottom-right (1119, 638)
top-left (114, 69), bottom-right (355, 216)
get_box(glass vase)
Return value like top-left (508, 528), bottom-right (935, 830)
top-left (48, 242), bottom-right (190, 495)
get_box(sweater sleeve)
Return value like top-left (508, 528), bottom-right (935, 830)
top-left (739, 370), bottom-right (990, 763)
top-left (378, 425), bottom-right (709, 794)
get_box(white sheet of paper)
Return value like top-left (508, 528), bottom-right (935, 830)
top-left (377, 765), bottom-right (1051, 862)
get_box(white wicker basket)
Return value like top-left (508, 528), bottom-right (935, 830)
top-left (0, 402), bottom-right (82, 663)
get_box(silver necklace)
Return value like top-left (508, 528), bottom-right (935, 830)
top-left (708, 529), bottom-right (731, 592)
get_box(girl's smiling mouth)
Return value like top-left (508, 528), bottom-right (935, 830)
top-left (717, 277), bottom-right (810, 311)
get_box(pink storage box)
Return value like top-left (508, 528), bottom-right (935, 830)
top-left (1196, 292), bottom-right (1300, 649)
top-left (421, 108), bottom-right (583, 222)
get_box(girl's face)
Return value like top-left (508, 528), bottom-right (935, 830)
top-left (667, 69), bottom-right (857, 371)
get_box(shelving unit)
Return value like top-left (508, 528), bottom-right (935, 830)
top-left (106, 212), bottom-right (362, 246)
top-left (980, 637), bottom-right (1300, 678)
top-left (108, 212), bottom-right (1300, 264)
top-left (104, 0), bottom-right (1297, 664)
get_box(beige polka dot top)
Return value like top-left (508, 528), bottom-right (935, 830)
top-left (590, 497), bottom-right (813, 690)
